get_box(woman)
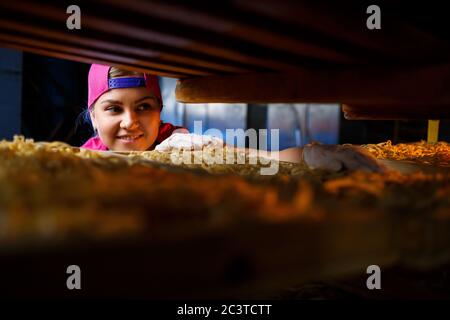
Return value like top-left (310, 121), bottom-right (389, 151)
top-left (82, 64), bottom-right (385, 173)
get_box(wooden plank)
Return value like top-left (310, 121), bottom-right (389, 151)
top-left (0, 17), bottom-right (252, 74)
top-left (0, 1), bottom-right (299, 71)
top-left (176, 65), bottom-right (450, 105)
top-left (97, 0), bottom-right (358, 64)
top-left (0, 41), bottom-right (185, 78)
top-left (1, 0), bottom-right (449, 76)
top-left (234, 0), bottom-right (450, 64)
top-left (0, 32), bottom-right (213, 77)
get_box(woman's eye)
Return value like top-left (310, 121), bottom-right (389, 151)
top-left (137, 103), bottom-right (154, 111)
top-left (106, 106), bottom-right (122, 113)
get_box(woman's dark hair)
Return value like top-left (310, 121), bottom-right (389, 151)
top-left (76, 108), bottom-right (95, 137)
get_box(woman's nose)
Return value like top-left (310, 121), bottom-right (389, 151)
top-left (120, 111), bottom-right (139, 130)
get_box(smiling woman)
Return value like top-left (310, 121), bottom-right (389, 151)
top-left (80, 65), bottom-right (387, 173)
top-left (81, 64), bottom-right (188, 151)
top-left (92, 86), bottom-right (162, 151)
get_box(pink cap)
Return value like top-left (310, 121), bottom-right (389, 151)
top-left (87, 64), bottom-right (162, 109)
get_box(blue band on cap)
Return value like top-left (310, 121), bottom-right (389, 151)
top-left (108, 77), bottom-right (146, 89)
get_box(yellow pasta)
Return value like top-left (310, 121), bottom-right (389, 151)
top-left (0, 136), bottom-right (449, 247)
top-left (363, 140), bottom-right (450, 167)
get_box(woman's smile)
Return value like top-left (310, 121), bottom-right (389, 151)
top-left (116, 133), bottom-right (144, 143)
top-left (117, 133), bottom-right (144, 141)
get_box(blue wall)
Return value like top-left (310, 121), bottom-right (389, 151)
top-left (0, 48), bottom-right (22, 140)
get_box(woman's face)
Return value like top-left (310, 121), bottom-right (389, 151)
top-left (90, 86), bottom-right (161, 151)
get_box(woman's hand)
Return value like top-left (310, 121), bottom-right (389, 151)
top-left (155, 133), bottom-right (224, 152)
top-left (303, 142), bottom-right (386, 173)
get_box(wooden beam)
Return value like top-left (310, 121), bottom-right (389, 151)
top-left (0, 41), bottom-right (185, 78)
top-left (0, 17), bottom-right (252, 74)
top-left (0, 32), bottom-right (212, 77)
top-left (97, 0), bottom-right (357, 64)
top-left (0, 1), bottom-right (298, 71)
top-left (234, 0), bottom-right (450, 64)
top-left (176, 65), bottom-right (450, 106)
top-left (2, 0), bottom-right (450, 78)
